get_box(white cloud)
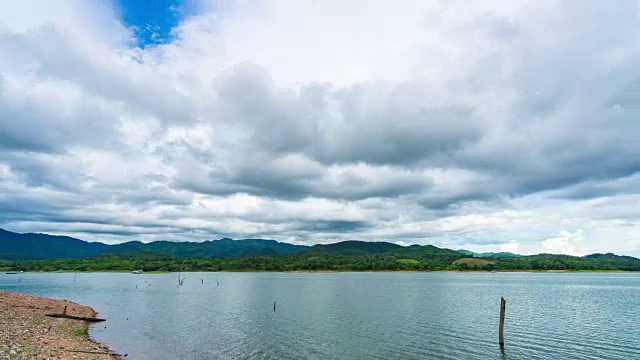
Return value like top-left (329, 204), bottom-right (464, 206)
top-left (499, 241), bottom-right (520, 254)
top-left (539, 230), bottom-right (585, 256)
top-left (0, 1), bottom-right (639, 256)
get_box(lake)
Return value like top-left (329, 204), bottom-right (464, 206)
top-left (1, 272), bottom-right (639, 359)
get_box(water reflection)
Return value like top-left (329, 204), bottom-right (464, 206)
top-left (1, 272), bottom-right (639, 360)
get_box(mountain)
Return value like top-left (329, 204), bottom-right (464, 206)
top-left (3, 228), bottom-right (640, 272)
top-left (301, 241), bottom-right (463, 258)
top-left (582, 253), bottom-right (640, 261)
top-left (393, 244), bottom-right (462, 257)
top-left (0, 229), bottom-right (304, 260)
top-left (302, 240), bottom-right (404, 256)
top-left (103, 238), bottom-right (304, 258)
top-left (456, 249), bottom-right (476, 256)
top-left (456, 249), bottom-right (522, 258)
top-left (6, 228), bottom-right (636, 268)
top-left (0, 228), bottom-right (109, 260)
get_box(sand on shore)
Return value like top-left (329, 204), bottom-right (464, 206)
top-left (0, 291), bottom-right (119, 360)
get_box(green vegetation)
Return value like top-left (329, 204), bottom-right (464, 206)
top-left (5, 250), bottom-right (640, 272)
top-left (491, 253), bottom-right (640, 271)
top-left (0, 228), bottom-right (109, 260)
top-left (0, 228), bottom-right (303, 260)
top-left (453, 258), bottom-right (496, 267)
top-left (3, 228), bottom-right (639, 272)
top-left (303, 241), bottom-right (403, 256)
top-left (456, 249), bottom-right (522, 258)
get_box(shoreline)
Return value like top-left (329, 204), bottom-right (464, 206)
top-left (8, 269), bottom-right (638, 274)
top-left (0, 290), bottom-right (121, 359)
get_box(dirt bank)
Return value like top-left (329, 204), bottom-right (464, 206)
top-left (0, 291), bottom-right (120, 359)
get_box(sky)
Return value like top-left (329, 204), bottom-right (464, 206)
top-left (1, 1), bottom-right (640, 256)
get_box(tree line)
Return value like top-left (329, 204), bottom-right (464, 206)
top-left (2, 251), bottom-right (639, 272)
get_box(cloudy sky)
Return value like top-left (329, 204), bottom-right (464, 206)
top-left (1, 0), bottom-right (639, 256)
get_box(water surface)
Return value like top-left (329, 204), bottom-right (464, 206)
top-left (1, 272), bottom-right (639, 359)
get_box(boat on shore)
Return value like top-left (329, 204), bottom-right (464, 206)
top-left (132, 269), bottom-right (143, 274)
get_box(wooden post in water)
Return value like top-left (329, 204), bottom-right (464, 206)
top-left (499, 297), bottom-right (506, 349)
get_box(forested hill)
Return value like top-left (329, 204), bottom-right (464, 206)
top-left (303, 241), bottom-right (404, 256)
top-left (2, 228), bottom-right (640, 272)
top-left (456, 249), bottom-right (522, 258)
top-left (0, 229), bottom-right (109, 260)
top-left (0, 229), bottom-right (304, 260)
top-left (0, 229), bottom-right (509, 260)
top-left (3, 250), bottom-right (640, 272)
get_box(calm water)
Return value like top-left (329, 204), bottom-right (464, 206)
top-left (1, 272), bottom-right (639, 359)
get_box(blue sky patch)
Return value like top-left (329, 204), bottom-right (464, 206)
top-left (114, 0), bottom-right (195, 47)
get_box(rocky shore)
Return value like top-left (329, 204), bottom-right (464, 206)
top-left (0, 291), bottom-right (119, 359)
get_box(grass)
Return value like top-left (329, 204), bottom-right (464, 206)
top-left (26, 315), bottom-right (44, 326)
top-left (59, 321), bottom-right (89, 338)
top-left (74, 327), bottom-right (88, 337)
top-left (396, 259), bottom-right (420, 265)
top-left (453, 258), bottom-right (496, 267)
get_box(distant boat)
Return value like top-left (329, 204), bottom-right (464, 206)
top-left (6, 271), bottom-right (18, 275)
top-left (132, 270), bottom-right (143, 274)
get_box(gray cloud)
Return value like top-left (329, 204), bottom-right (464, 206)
top-left (1, 1), bottom-right (640, 255)
top-left (293, 220), bottom-right (370, 233)
top-left (215, 64), bottom-right (482, 167)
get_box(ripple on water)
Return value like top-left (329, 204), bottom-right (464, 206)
top-left (2, 272), bottom-right (640, 360)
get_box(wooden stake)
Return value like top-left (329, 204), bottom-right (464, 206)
top-left (499, 297), bottom-right (506, 349)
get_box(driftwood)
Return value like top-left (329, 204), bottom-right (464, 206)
top-left (46, 313), bottom-right (106, 322)
top-left (46, 305), bottom-right (106, 322)
top-left (66, 349), bottom-right (118, 355)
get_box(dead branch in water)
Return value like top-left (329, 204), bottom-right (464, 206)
top-left (66, 349), bottom-right (125, 356)
top-left (46, 305), bottom-right (105, 322)
top-left (46, 313), bottom-right (106, 322)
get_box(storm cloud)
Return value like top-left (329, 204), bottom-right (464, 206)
top-left (1, 0), bottom-right (640, 255)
